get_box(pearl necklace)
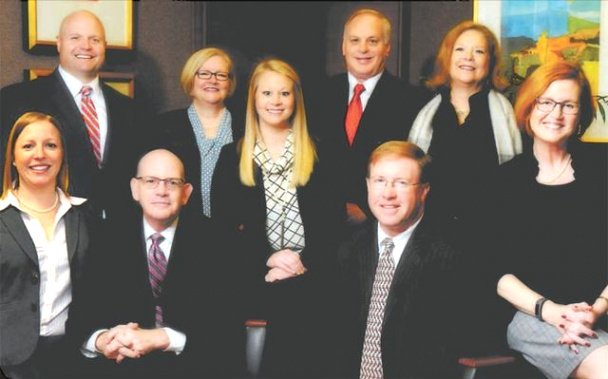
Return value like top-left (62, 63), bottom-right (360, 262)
top-left (14, 190), bottom-right (59, 213)
top-left (537, 154), bottom-right (572, 184)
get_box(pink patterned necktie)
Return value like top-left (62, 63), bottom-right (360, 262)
top-left (345, 83), bottom-right (365, 146)
top-left (360, 237), bottom-right (395, 379)
top-left (148, 233), bottom-right (167, 327)
top-left (79, 86), bottom-right (102, 166)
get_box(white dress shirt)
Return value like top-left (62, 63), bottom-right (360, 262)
top-left (0, 189), bottom-right (86, 337)
top-left (347, 71), bottom-right (384, 111)
top-left (83, 217), bottom-right (186, 357)
top-left (376, 216), bottom-right (423, 266)
top-left (58, 65), bottom-right (108, 160)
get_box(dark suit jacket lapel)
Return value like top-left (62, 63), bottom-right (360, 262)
top-left (64, 208), bottom-right (80, 262)
top-left (353, 71), bottom-right (390, 148)
top-left (1, 207), bottom-right (38, 265)
top-left (49, 70), bottom-right (86, 132)
top-left (361, 226), bottom-right (379, 308)
top-left (384, 223), bottom-right (427, 325)
top-left (336, 75), bottom-right (350, 148)
top-left (100, 83), bottom-right (115, 166)
top-left (49, 70), bottom-right (99, 167)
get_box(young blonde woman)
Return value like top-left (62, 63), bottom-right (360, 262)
top-left (212, 58), bottom-right (341, 377)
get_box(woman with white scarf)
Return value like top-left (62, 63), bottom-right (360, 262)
top-left (409, 21), bottom-right (523, 357)
top-left (409, 21), bottom-right (522, 251)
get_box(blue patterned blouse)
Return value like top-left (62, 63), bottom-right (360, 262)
top-left (187, 104), bottom-right (233, 217)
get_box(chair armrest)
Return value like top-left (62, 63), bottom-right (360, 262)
top-left (458, 355), bottom-right (516, 368)
top-left (459, 355), bottom-right (516, 379)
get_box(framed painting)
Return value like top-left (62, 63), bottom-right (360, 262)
top-left (27, 0), bottom-right (133, 50)
top-left (27, 69), bottom-right (135, 98)
top-left (475, 0), bottom-right (607, 140)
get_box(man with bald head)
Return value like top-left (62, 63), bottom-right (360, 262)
top-left (1, 10), bottom-right (136, 223)
top-left (72, 149), bottom-right (244, 377)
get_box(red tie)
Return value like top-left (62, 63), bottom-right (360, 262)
top-left (345, 84), bottom-right (365, 146)
top-left (79, 86), bottom-right (102, 166)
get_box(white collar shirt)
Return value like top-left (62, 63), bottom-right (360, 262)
top-left (347, 70), bottom-right (383, 112)
top-left (0, 189), bottom-right (86, 336)
top-left (376, 216), bottom-right (423, 266)
top-left (58, 65), bottom-right (108, 160)
top-left (143, 217), bottom-right (178, 261)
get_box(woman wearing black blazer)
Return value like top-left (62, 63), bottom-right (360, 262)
top-left (0, 112), bottom-right (93, 379)
top-left (150, 48), bottom-right (242, 217)
top-left (212, 59), bottom-right (342, 377)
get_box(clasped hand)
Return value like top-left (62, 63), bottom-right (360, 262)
top-left (265, 249), bottom-right (307, 282)
top-left (553, 302), bottom-right (599, 354)
top-left (95, 322), bottom-right (170, 363)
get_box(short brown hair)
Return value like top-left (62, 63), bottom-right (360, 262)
top-left (426, 21), bottom-right (506, 90)
top-left (514, 61), bottom-right (595, 138)
top-left (180, 47), bottom-right (236, 97)
top-left (368, 141), bottom-right (433, 184)
top-left (2, 112), bottom-right (69, 198)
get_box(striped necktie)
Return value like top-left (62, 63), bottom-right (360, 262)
top-left (360, 237), bottom-right (395, 379)
top-left (148, 233), bottom-right (167, 327)
top-left (79, 86), bottom-right (102, 166)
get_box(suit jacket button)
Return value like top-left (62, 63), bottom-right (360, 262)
top-left (31, 303), bottom-right (38, 313)
top-left (32, 273), bottom-right (40, 284)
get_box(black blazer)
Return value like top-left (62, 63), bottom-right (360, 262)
top-left (337, 219), bottom-right (462, 378)
top-left (0, 203), bottom-right (92, 367)
top-left (70, 209), bottom-right (245, 378)
top-left (211, 141), bottom-right (343, 376)
top-left (316, 71), bottom-right (416, 214)
top-left (0, 69), bottom-right (137, 221)
top-left (147, 108), bottom-right (243, 215)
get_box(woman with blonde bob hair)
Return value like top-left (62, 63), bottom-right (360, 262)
top-left (493, 61), bottom-right (607, 379)
top-left (1, 112), bottom-right (93, 378)
top-left (212, 58), bottom-right (342, 376)
top-left (149, 47), bottom-right (241, 217)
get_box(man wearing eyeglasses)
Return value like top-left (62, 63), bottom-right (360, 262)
top-left (71, 149), bottom-right (244, 377)
top-left (336, 141), bottom-right (462, 378)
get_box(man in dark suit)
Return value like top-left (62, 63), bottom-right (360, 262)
top-left (317, 8), bottom-right (416, 226)
top-left (1, 10), bottom-right (136, 222)
top-left (337, 141), bottom-right (461, 378)
top-left (73, 149), bottom-right (244, 377)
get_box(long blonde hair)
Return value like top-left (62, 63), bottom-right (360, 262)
top-left (239, 58), bottom-right (316, 187)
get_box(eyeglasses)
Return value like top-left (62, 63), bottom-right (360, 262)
top-left (369, 177), bottom-right (420, 191)
top-left (135, 176), bottom-right (186, 190)
top-left (195, 70), bottom-right (231, 81)
top-left (535, 98), bottom-right (580, 115)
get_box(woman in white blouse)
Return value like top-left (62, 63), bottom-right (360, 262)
top-left (0, 112), bottom-right (93, 379)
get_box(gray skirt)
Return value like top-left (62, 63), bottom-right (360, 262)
top-left (507, 311), bottom-right (608, 379)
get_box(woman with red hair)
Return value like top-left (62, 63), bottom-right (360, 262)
top-left (494, 61), bottom-right (607, 378)
top-left (409, 21), bottom-right (522, 251)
